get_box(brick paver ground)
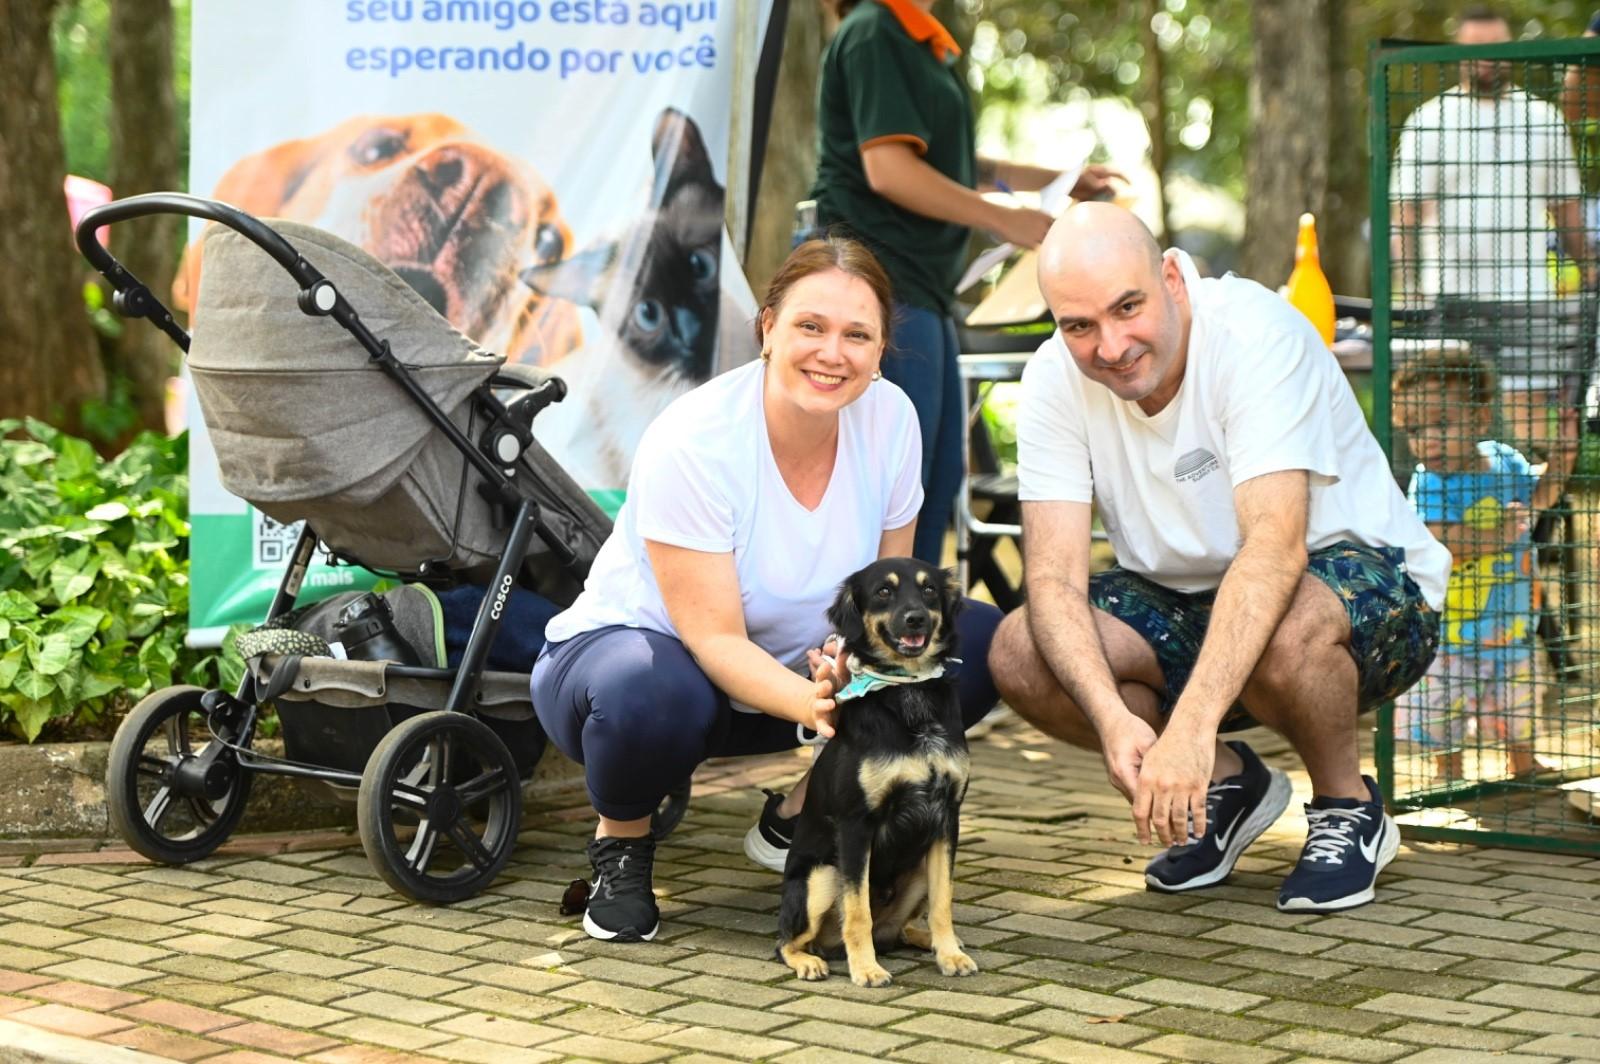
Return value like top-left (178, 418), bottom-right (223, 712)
top-left (2, 718), bottom-right (1599, 1063)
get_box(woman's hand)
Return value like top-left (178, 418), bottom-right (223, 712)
top-left (1072, 165), bottom-right (1127, 200)
top-left (990, 205), bottom-right (1055, 249)
top-left (810, 635), bottom-right (851, 682)
top-left (805, 640), bottom-right (851, 737)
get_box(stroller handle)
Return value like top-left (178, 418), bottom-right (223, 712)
top-left (75, 193), bottom-right (583, 565)
top-left (76, 193), bottom-right (338, 353)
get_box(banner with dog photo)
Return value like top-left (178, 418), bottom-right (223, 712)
top-left (184, 0), bottom-right (767, 643)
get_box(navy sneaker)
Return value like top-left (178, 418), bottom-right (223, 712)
top-left (743, 789), bottom-right (796, 873)
top-left (1277, 775), bottom-right (1398, 913)
top-left (1145, 741), bottom-right (1292, 893)
top-left (583, 835), bottom-right (659, 942)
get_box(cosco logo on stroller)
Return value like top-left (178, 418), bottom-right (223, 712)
top-left (490, 575), bottom-right (514, 620)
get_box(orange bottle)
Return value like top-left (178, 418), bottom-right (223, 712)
top-left (1285, 212), bottom-right (1335, 347)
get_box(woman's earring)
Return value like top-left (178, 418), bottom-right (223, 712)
top-left (871, 369), bottom-right (882, 381)
top-left (761, 349), bottom-right (771, 361)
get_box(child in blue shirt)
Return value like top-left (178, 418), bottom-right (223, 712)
top-left (1393, 350), bottom-right (1573, 781)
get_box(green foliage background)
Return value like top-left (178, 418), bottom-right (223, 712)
top-left (0, 422), bottom-right (224, 742)
top-left (53, 0), bottom-right (193, 187)
top-left (964, 0), bottom-right (1593, 198)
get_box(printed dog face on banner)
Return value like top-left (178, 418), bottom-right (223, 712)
top-left (519, 107), bottom-right (729, 488)
top-left (176, 113), bottom-right (583, 365)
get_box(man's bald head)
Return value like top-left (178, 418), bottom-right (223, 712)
top-left (1037, 201), bottom-right (1191, 413)
top-left (1038, 202), bottom-right (1163, 306)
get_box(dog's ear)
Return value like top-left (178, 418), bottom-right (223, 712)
top-left (936, 567), bottom-right (964, 652)
top-left (939, 568), bottom-right (964, 620)
top-left (519, 241), bottom-right (618, 310)
top-left (651, 108), bottom-right (718, 205)
top-left (826, 576), bottom-right (867, 647)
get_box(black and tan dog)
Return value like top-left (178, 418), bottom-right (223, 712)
top-left (777, 558), bottom-right (976, 987)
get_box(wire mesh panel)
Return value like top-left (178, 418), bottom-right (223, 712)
top-left (1373, 36), bottom-right (1600, 852)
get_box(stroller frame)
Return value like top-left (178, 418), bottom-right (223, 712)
top-left (76, 194), bottom-right (631, 903)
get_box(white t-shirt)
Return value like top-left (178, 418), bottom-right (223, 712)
top-left (1016, 250), bottom-right (1451, 611)
top-left (1393, 86), bottom-right (1580, 302)
top-left (544, 359), bottom-right (925, 673)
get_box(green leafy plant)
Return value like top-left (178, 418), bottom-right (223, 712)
top-left (0, 419), bottom-right (220, 741)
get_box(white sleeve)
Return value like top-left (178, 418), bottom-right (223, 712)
top-left (1392, 106), bottom-right (1437, 201)
top-left (1219, 316), bottom-right (1341, 488)
top-left (882, 390), bottom-right (924, 530)
top-left (629, 427), bottom-right (737, 553)
top-left (1017, 343), bottom-right (1093, 504)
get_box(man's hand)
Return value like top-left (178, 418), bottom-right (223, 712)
top-left (1100, 713), bottom-right (1158, 804)
top-left (1072, 165), bottom-right (1127, 201)
top-left (1133, 723), bottom-right (1216, 846)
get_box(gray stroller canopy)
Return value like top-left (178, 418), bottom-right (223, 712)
top-left (188, 219), bottom-right (607, 585)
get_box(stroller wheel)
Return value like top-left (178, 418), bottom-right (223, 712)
top-left (106, 685), bottom-right (254, 864)
top-left (357, 711), bottom-right (521, 904)
top-left (651, 777), bottom-right (691, 841)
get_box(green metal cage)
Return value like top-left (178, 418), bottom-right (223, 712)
top-left (1372, 36), bottom-right (1600, 852)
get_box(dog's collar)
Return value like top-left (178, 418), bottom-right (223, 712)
top-left (834, 654), bottom-right (956, 704)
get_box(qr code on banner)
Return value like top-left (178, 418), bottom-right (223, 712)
top-left (251, 509), bottom-right (330, 569)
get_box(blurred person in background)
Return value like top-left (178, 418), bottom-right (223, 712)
top-left (808, 0), bottom-right (1121, 566)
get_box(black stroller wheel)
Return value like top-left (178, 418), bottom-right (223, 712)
top-left (651, 777), bottom-right (691, 841)
top-left (106, 685), bottom-right (254, 864)
top-left (357, 711), bottom-right (522, 903)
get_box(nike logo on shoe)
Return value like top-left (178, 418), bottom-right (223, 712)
top-left (1213, 815), bottom-right (1244, 854)
top-left (1358, 822), bottom-right (1383, 863)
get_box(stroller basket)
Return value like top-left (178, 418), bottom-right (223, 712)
top-left (254, 656), bottom-right (544, 780)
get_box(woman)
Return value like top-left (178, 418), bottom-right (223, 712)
top-left (531, 238), bottom-right (1003, 942)
top-left (810, 0), bottom-right (1120, 565)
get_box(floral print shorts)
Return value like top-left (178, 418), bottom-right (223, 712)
top-left (1088, 541), bottom-right (1440, 731)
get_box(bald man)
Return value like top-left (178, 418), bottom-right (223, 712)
top-left (988, 204), bottom-right (1450, 913)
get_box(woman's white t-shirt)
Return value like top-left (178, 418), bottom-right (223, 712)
top-left (544, 359), bottom-right (925, 673)
top-left (1016, 250), bottom-right (1451, 611)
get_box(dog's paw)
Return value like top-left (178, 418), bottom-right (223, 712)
top-left (850, 962), bottom-right (893, 988)
top-left (900, 924), bottom-right (933, 951)
top-left (937, 949), bottom-right (979, 977)
top-left (790, 953), bottom-right (830, 981)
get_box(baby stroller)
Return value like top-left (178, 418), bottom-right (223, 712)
top-left (77, 194), bottom-right (685, 903)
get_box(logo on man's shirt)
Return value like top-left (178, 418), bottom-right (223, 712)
top-left (1175, 448), bottom-right (1219, 484)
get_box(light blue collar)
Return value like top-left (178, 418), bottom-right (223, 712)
top-left (833, 657), bottom-right (955, 703)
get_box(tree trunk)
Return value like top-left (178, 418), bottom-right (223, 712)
top-left (743, 0), bottom-right (825, 298)
top-left (1238, 0), bottom-right (1330, 288)
top-left (108, 0), bottom-right (181, 433)
top-left (1322, 0), bottom-right (1368, 296)
top-left (0, 0), bottom-right (106, 427)
top-left (1139, 0), bottom-right (1170, 242)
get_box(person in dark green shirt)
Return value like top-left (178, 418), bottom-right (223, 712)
top-left (810, 0), bottom-right (1120, 565)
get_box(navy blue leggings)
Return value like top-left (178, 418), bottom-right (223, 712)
top-left (530, 600), bottom-right (1003, 820)
top-left (882, 303), bottom-right (964, 567)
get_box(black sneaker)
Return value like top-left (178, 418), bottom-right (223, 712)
top-left (1145, 741), bottom-right (1291, 893)
top-left (583, 835), bottom-right (659, 942)
top-left (742, 789), bottom-right (795, 873)
top-left (1277, 776), bottom-right (1398, 913)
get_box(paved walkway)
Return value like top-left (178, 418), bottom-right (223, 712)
top-left (2, 720), bottom-right (1599, 1064)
